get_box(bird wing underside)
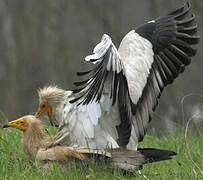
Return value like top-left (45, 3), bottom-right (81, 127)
top-left (70, 2), bottom-right (199, 147)
top-left (70, 35), bottom-right (132, 147)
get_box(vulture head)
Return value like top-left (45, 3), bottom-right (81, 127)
top-left (3, 115), bottom-right (53, 158)
top-left (35, 86), bottom-right (69, 126)
top-left (3, 115), bottom-right (42, 132)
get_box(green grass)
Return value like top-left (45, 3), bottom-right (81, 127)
top-left (0, 124), bottom-right (202, 180)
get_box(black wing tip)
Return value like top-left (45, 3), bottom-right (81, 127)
top-left (74, 79), bottom-right (90, 87)
top-left (194, 35), bottom-right (200, 44)
top-left (137, 148), bottom-right (177, 159)
top-left (168, 2), bottom-right (190, 17)
top-left (185, 1), bottom-right (191, 10)
top-left (70, 87), bottom-right (84, 94)
top-left (69, 99), bottom-right (75, 104)
top-left (76, 69), bottom-right (92, 76)
top-left (184, 1), bottom-right (191, 9)
top-left (186, 1), bottom-right (191, 9)
top-left (77, 72), bottom-right (86, 76)
top-left (177, 25), bottom-right (198, 36)
top-left (69, 95), bottom-right (84, 104)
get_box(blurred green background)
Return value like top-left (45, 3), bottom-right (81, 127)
top-left (0, 0), bottom-right (202, 134)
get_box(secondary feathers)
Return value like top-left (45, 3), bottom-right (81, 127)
top-left (70, 2), bottom-right (199, 145)
top-left (36, 3), bottom-right (199, 151)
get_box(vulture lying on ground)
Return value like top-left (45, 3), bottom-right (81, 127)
top-left (35, 3), bottom-right (199, 151)
top-left (3, 115), bottom-right (176, 171)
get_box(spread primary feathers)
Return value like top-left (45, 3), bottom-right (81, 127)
top-left (36, 3), bottom-right (199, 150)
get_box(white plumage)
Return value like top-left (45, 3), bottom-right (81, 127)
top-left (118, 30), bottom-right (154, 104)
top-left (37, 87), bottom-right (120, 149)
top-left (36, 3), bottom-right (199, 151)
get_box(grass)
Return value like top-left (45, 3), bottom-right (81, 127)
top-left (0, 122), bottom-right (202, 179)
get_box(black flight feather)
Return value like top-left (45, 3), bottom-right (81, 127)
top-left (176, 14), bottom-right (195, 27)
top-left (132, 2), bottom-right (199, 142)
top-left (70, 2), bottom-right (199, 145)
top-left (177, 25), bottom-right (197, 35)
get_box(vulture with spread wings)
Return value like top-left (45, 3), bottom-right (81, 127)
top-left (36, 3), bottom-right (199, 150)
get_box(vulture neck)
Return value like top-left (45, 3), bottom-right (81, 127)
top-left (51, 91), bottom-right (72, 126)
top-left (22, 121), bottom-right (53, 159)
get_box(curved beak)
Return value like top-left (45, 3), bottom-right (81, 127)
top-left (2, 118), bottom-right (27, 131)
top-left (35, 110), bottom-right (43, 118)
top-left (35, 104), bottom-right (53, 125)
top-left (2, 123), bottom-right (10, 128)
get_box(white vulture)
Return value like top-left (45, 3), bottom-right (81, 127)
top-left (35, 3), bottom-right (199, 150)
top-left (2, 115), bottom-right (176, 171)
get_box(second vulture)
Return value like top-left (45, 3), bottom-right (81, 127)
top-left (2, 115), bottom-right (176, 171)
top-left (35, 3), bottom-right (199, 150)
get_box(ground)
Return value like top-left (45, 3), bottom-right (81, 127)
top-left (0, 123), bottom-right (202, 180)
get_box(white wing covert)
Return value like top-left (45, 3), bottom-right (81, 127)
top-left (131, 2), bottom-right (199, 141)
top-left (70, 34), bottom-right (133, 147)
top-left (70, 3), bottom-right (199, 146)
top-left (54, 99), bottom-right (119, 148)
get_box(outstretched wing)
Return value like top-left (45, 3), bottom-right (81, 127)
top-left (70, 34), bottom-right (133, 147)
top-left (129, 2), bottom-right (199, 140)
top-left (70, 3), bottom-right (199, 146)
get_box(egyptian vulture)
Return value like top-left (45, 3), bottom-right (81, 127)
top-left (35, 3), bottom-right (199, 150)
top-left (3, 115), bottom-right (176, 170)
top-left (2, 115), bottom-right (105, 161)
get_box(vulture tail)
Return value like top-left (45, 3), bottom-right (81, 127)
top-left (109, 148), bottom-right (176, 171)
top-left (36, 147), bottom-right (176, 171)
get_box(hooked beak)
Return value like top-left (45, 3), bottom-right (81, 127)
top-left (2, 123), bottom-right (10, 128)
top-left (2, 118), bottom-right (27, 131)
top-left (35, 110), bottom-right (43, 118)
top-left (35, 103), bottom-right (53, 126)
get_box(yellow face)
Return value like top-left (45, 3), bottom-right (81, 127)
top-left (35, 102), bottom-right (52, 122)
top-left (3, 118), bottom-right (28, 131)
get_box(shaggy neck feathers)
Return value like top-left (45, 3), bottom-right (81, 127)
top-left (22, 117), bottom-right (52, 159)
top-left (38, 86), bottom-right (70, 107)
top-left (37, 86), bottom-right (72, 126)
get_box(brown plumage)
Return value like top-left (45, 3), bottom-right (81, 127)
top-left (21, 116), bottom-right (53, 159)
top-left (3, 115), bottom-right (176, 171)
top-left (2, 115), bottom-right (91, 161)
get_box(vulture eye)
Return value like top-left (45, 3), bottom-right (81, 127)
top-left (16, 122), bottom-right (21, 125)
